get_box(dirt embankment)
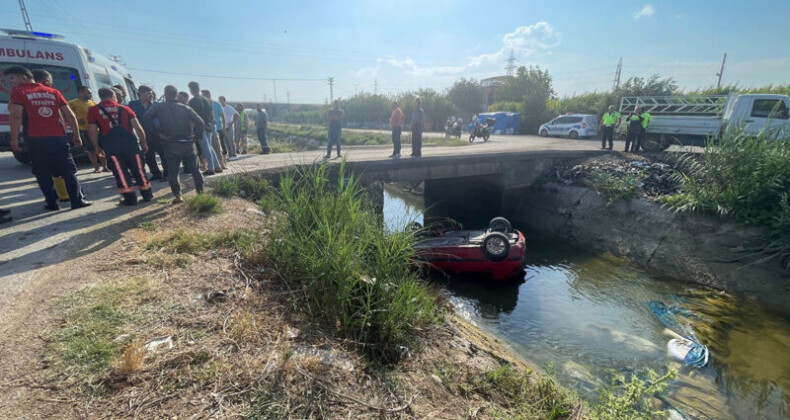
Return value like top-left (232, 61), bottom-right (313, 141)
top-left (508, 154), bottom-right (789, 310)
top-left (0, 198), bottom-right (582, 419)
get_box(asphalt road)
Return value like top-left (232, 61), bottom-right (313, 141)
top-left (0, 133), bottom-right (621, 312)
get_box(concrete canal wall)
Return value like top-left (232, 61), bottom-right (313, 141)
top-left (505, 182), bottom-right (789, 310)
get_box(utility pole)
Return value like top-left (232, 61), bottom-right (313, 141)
top-left (612, 57), bottom-right (622, 91)
top-left (286, 91), bottom-right (290, 104)
top-left (505, 49), bottom-right (517, 76)
top-left (272, 80), bottom-right (278, 104)
top-left (18, 0), bottom-right (33, 32)
top-left (373, 79), bottom-right (378, 95)
top-left (716, 53), bottom-right (727, 89)
top-left (327, 77), bottom-right (334, 102)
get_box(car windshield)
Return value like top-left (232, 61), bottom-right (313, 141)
top-left (0, 62), bottom-right (81, 103)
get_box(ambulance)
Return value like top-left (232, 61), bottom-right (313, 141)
top-left (0, 29), bottom-right (138, 163)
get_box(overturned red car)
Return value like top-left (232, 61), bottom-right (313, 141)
top-left (414, 217), bottom-right (526, 281)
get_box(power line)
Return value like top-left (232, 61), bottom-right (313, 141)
top-left (127, 67), bottom-right (324, 81)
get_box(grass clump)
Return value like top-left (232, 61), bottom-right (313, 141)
top-left (184, 194), bottom-right (223, 214)
top-left (590, 369), bottom-right (676, 420)
top-left (211, 176), bottom-right (239, 197)
top-left (591, 171), bottom-right (641, 204)
top-left (144, 228), bottom-right (262, 257)
top-left (665, 128), bottom-right (790, 267)
top-left (211, 174), bottom-right (274, 201)
top-left (463, 363), bottom-right (580, 419)
top-left (47, 278), bottom-right (152, 390)
top-left (271, 162), bottom-right (439, 363)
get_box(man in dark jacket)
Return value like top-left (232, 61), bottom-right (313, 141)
top-left (142, 85), bottom-right (205, 203)
top-left (187, 81), bottom-right (221, 175)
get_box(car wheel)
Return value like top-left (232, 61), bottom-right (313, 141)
top-left (12, 151), bottom-right (31, 164)
top-left (482, 232), bottom-right (511, 262)
top-left (539, 129), bottom-right (548, 137)
top-left (569, 131), bottom-right (579, 139)
top-left (488, 217), bottom-right (511, 233)
top-left (483, 133), bottom-right (490, 142)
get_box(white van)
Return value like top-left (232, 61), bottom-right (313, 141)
top-left (538, 114), bottom-right (599, 139)
top-left (0, 29), bottom-right (138, 163)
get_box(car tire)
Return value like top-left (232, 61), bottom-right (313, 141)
top-left (482, 232), bottom-right (511, 263)
top-left (569, 131), bottom-right (579, 139)
top-left (483, 133), bottom-right (490, 142)
top-left (539, 129), bottom-right (548, 137)
top-left (12, 151), bottom-right (31, 164)
top-left (488, 217), bottom-right (511, 233)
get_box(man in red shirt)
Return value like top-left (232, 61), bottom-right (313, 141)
top-left (5, 66), bottom-right (91, 211)
top-left (87, 88), bottom-right (152, 205)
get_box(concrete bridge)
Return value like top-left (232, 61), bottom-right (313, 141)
top-left (312, 148), bottom-right (608, 224)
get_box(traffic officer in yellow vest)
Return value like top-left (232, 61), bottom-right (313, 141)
top-left (599, 105), bottom-right (620, 150)
top-left (637, 109), bottom-right (652, 152)
top-left (624, 107), bottom-right (644, 152)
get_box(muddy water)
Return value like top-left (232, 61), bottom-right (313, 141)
top-left (383, 186), bottom-right (790, 420)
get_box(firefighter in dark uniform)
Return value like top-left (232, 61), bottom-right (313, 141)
top-left (87, 88), bottom-right (152, 205)
top-left (4, 66), bottom-right (91, 211)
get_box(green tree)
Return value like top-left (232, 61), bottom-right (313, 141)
top-left (447, 78), bottom-right (483, 120)
top-left (493, 66), bottom-right (555, 133)
top-left (618, 74), bottom-right (678, 96)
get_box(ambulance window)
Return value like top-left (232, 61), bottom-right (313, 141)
top-left (0, 63), bottom-right (81, 102)
top-left (93, 72), bottom-right (113, 88)
top-left (124, 78), bottom-right (137, 101)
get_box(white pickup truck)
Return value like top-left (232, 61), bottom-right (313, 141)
top-left (618, 94), bottom-right (790, 151)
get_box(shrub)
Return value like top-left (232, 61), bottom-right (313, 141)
top-left (590, 369), bottom-right (676, 420)
top-left (184, 194), bottom-right (223, 214)
top-left (270, 162), bottom-right (439, 362)
top-left (666, 128), bottom-right (790, 267)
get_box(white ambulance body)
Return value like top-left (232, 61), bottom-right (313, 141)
top-left (0, 29), bottom-right (138, 162)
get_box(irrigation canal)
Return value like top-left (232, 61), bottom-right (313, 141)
top-left (382, 185), bottom-right (790, 420)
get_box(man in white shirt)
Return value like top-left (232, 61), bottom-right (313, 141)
top-left (218, 96), bottom-right (239, 160)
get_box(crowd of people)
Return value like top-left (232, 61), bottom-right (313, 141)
top-left (0, 65), bottom-right (271, 222)
top-left (0, 65), bottom-right (431, 224)
top-left (325, 96), bottom-right (425, 160)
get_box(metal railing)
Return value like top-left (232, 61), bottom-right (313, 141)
top-left (619, 95), bottom-right (729, 116)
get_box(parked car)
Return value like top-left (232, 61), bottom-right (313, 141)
top-left (538, 114), bottom-right (598, 139)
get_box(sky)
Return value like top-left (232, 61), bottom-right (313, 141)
top-left (3, 0), bottom-right (789, 104)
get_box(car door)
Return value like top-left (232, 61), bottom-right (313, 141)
top-left (563, 117), bottom-right (582, 136)
top-left (549, 117), bottom-right (566, 135)
top-left (744, 98), bottom-right (790, 135)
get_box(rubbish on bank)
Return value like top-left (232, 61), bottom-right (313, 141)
top-left (144, 336), bottom-right (174, 353)
top-left (206, 290), bottom-right (228, 303)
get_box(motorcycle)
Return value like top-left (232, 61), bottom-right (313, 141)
top-left (468, 117), bottom-right (493, 143)
top-left (444, 120), bottom-right (462, 138)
